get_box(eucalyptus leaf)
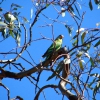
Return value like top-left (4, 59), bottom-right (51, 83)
top-left (46, 4), bottom-right (50, 7)
top-left (85, 43), bottom-right (91, 51)
top-left (31, 8), bottom-right (33, 19)
top-left (79, 60), bottom-right (84, 70)
top-left (90, 73), bottom-right (100, 78)
top-left (88, 78), bottom-right (97, 87)
top-left (72, 34), bottom-right (77, 40)
top-left (23, 17), bottom-right (29, 23)
top-left (76, 51), bottom-right (83, 58)
top-left (13, 8), bottom-right (17, 10)
top-left (81, 32), bottom-right (86, 44)
top-left (93, 82), bottom-right (100, 99)
top-left (9, 30), bottom-right (14, 38)
top-left (1, 28), bottom-right (6, 38)
top-left (74, 15), bottom-right (80, 20)
top-left (94, 0), bottom-right (99, 4)
top-left (90, 57), bottom-right (94, 66)
top-left (0, 21), bottom-right (7, 28)
top-left (0, 8), bottom-right (3, 11)
top-left (74, 4), bottom-right (81, 17)
top-left (94, 40), bottom-right (100, 47)
top-left (16, 33), bottom-right (21, 46)
top-left (84, 52), bottom-right (90, 59)
top-left (11, 3), bottom-right (22, 8)
top-left (72, 39), bottom-right (77, 46)
top-left (4, 12), bottom-right (16, 23)
top-left (47, 61), bottom-right (63, 81)
top-left (87, 84), bottom-right (94, 90)
top-left (89, 0), bottom-right (93, 10)
top-left (65, 25), bottom-right (72, 36)
top-left (70, 51), bottom-right (76, 56)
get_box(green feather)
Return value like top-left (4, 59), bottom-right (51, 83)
top-left (42, 35), bottom-right (64, 60)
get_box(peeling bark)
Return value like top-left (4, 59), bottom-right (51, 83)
top-left (58, 47), bottom-right (80, 100)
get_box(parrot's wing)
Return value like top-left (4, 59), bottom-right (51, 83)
top-left (42, 40), bottom-right (62, 59)
top-left (42, 43), bottom-right (55, 58)
top-left (42, 35), bottom-right (64, 59)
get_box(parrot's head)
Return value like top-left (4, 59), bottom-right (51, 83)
top-left (59, 35), bottom-right (64, 39)
top-left (55, 35), bottom-right (64, 41)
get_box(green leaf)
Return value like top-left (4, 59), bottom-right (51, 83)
top-left (72, 34), bottom-right (77, 40)
top-left (16, 18), bottom-right (20, 28)
top-left (12, 8), bottom-right (17, 10)
top-left (90, 73), bottom-right (100, 78)
top-left (70, 6), bottom-right (74, 12)
top-left (4, 12), bottom-right (16, 23)
top-left (84, 52), bottom-right (90, 59)
top-left (92, 29), bottom-right (100, 31)
top-left (23, 17), bottom-right (29, 23)
top-left (46, 4), bottom-right (50, 7)
top-left (18, 28), bottom-right (21, 32)
top-left (1, 28), bottom-right (6, 38)
top-left (16, 33), bottom-right (21, 46)
top-left (93, 82), bottom-right (100, 99)
top-left (72, 39), bottom-right (77, 46)
top-left (74, 15), bottom-right (80, 20)
top-left (67, 0), bottom-right (70, 2)
top-left (94, 0), bottom-right (99, 4)
top-left (79, 60), bottom-right (84, 70)
top-left (0, 21), bottom-right (7, 27)
top-left (11, 3), bottom-right (22, 8)
top-left (94, 40), bottom-right (100, 47)
top-left (81, 32), bottom-right (86, 44)
top-left (89, 78), bottom-right (97, 87)
top-left (13, 12), bottom-right (20, 16)
top-left (74, 4), bottom-right (81, 17)
top-left (70, 51), bottom-right (76, 56)
top-left (47, 61), bottom-right (63, 81)
top-left (0, 8), bottom-right (3, 11)
top-left (85, 43), bottom-right (91, 51)
top-left (65, 25), bottom-right (73, 36)
top-left (9, 30), bottom-right (14, 38)
top-left (89, 0), bottom-right (93, 10)
top-left (87, 84), bottom-right (94, 90)
top-left (90, 57), bottom-right (94, 66)
top-left (31, 8), bottom-right (33, 19)
top-left (69, 7), bottom-right (75, 16)
top-left (18, 21), bottom-right (20, 28)
top-left (76, 51), bottom-right (83, 58)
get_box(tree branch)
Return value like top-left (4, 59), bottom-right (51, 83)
top-left (34, 84), bottom-right (58, 100)
top-left (0, 47), bottom-right (66, 79)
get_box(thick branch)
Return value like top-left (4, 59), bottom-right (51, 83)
top-left (0, 47), bottom-right (65, 79)
top-left (58, 48), bottom-right (80, 100)
top-left (34, 85), bottom-right (58, 100)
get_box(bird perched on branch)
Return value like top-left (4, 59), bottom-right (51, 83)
top-left (42, 35), bottom-right (64, 60)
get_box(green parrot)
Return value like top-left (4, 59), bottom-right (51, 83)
top-left (42, 35), bottom-right (64, 60)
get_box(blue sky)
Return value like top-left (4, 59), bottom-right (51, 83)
top-left (0, 0), bottom-right (100, 100)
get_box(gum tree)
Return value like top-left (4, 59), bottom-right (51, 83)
top-left (0, 0), bottom-right (100, 100)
